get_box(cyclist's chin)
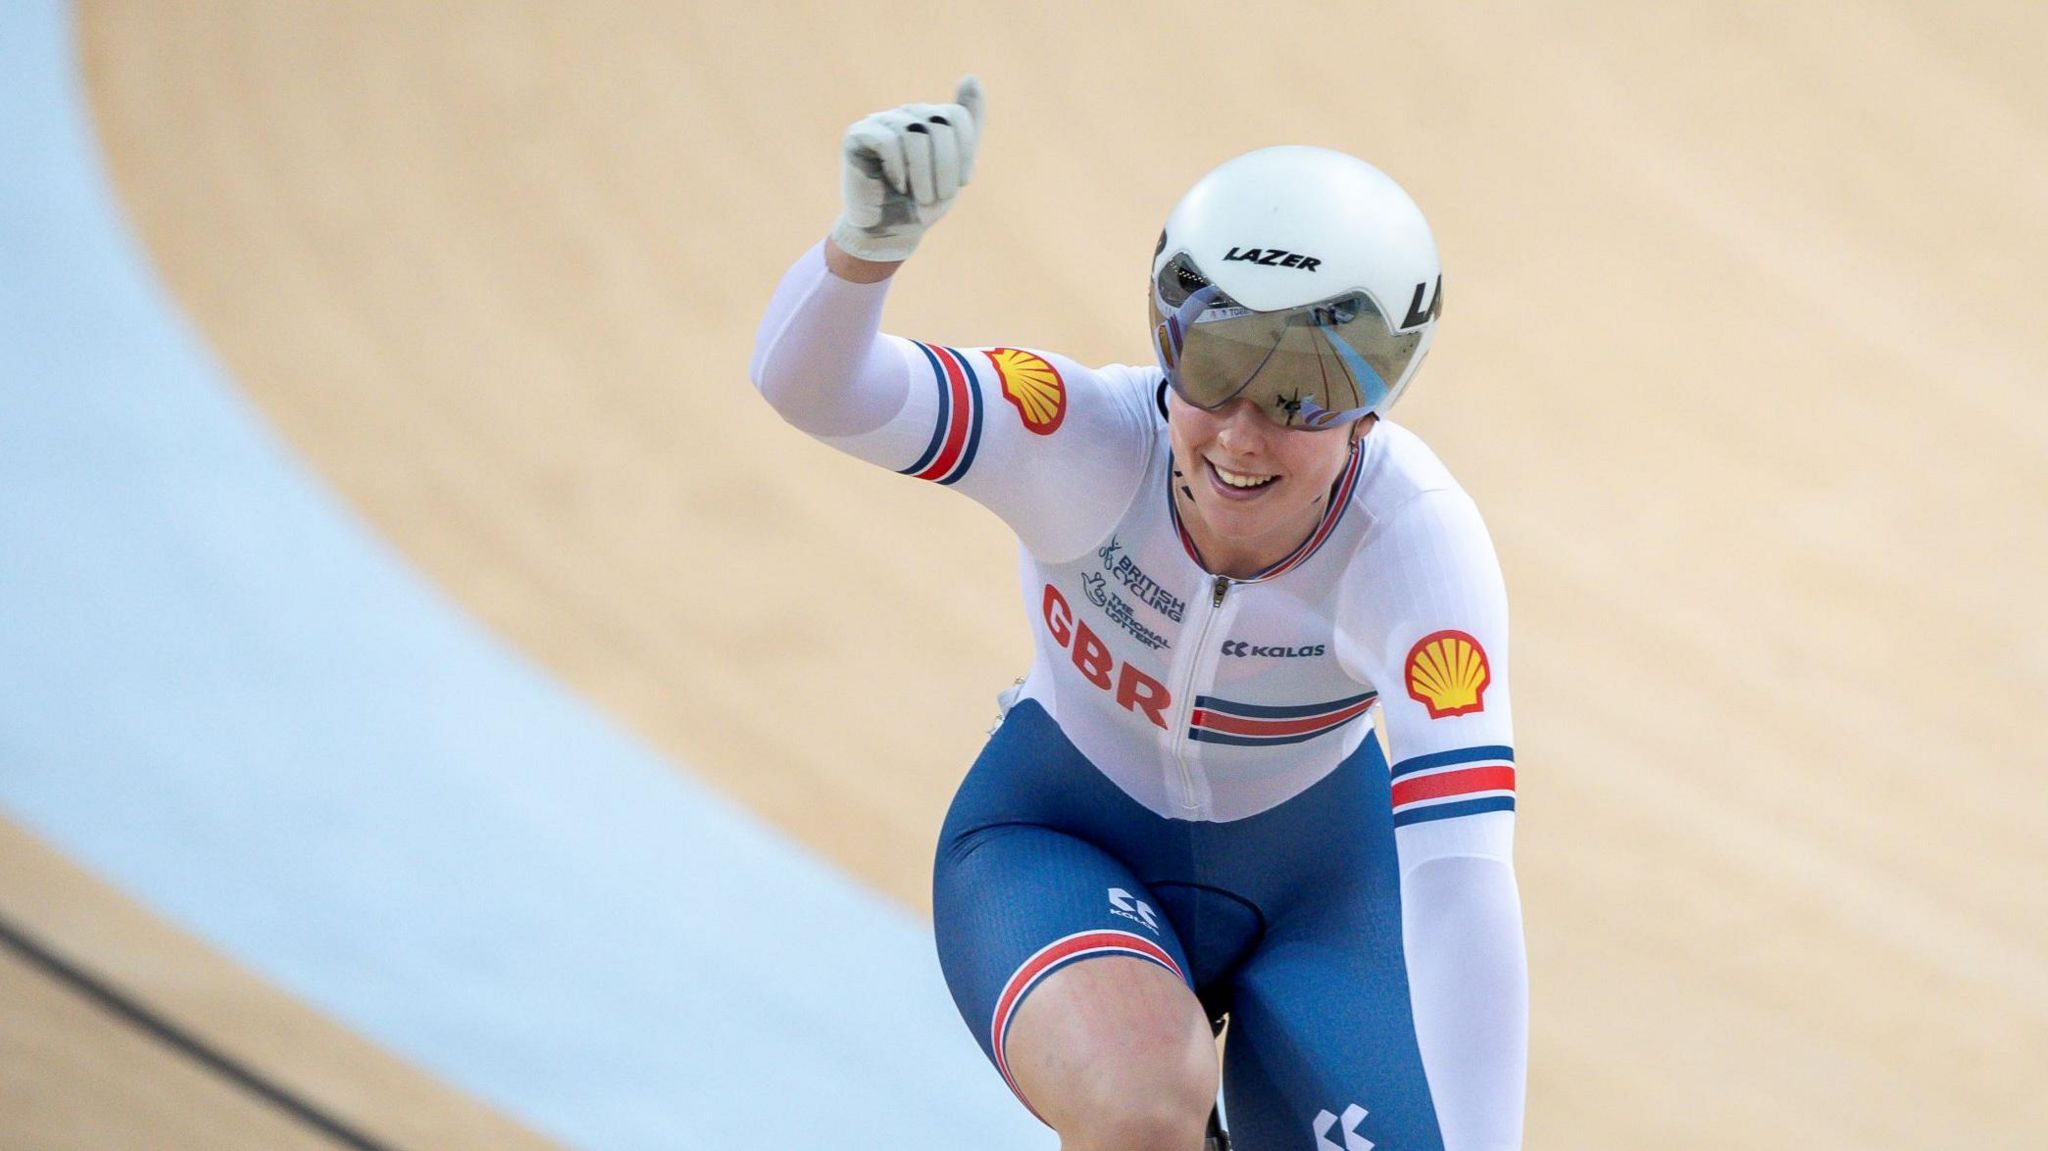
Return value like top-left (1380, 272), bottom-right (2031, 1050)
top-left (1192, 478), bottom-right (1311, 540)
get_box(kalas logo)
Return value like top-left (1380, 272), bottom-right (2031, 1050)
top-left (1221, 639), bottom-right (1326, 659)
top-left (1108, 888), bottom-right (1159, 933)
top-left (1043, 584), bottom-right (1171, 729)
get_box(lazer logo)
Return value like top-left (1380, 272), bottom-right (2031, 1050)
top-left (1043, 584), bottom-right (1172, 729)
top-left (1220, 640), bottom-right (1326, 659)
top-left (1400, 275), bottom-right (1443, 329)
top-left (1313, 1104), bottom-right (1374, 1151)
top-left (1107, 888), bottom-right (1158, 933)
top-left (1223, 247), bottom-right (1321, 271)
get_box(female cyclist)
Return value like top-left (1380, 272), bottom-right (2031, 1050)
top-left (751, 79), bottom-right (1526, 1151)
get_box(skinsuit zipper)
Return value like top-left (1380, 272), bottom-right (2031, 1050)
top-left (1170, 574), bottom-right (1232, 812)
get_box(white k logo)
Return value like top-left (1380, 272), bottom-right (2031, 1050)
top-left (1106, 887), bottom-right (1158, 932)
top-left (1312, 1104), bottom-right (1373, 1151)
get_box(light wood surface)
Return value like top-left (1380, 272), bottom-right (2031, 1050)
top-left (0, 816), bottom-right (563, 1151)
top-left (69, 1), bottom-right (2048, 1147)
top-left (0, 948), bottom-right (336, 1151)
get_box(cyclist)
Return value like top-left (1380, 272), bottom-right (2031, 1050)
top-left (751, 78), bottom-right (1526, 1151)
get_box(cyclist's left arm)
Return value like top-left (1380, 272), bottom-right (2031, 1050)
top-left (1338, 487), bottom-right (1527, 1151)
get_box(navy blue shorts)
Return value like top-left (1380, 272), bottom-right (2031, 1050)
top-left (933, 699), bottom-right (1443, 1149)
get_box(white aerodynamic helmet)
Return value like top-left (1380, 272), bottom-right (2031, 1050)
top-left (1151, 145), bottom-right (1442, 427)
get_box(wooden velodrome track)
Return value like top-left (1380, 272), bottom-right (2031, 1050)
top-left (6, 1), bottom-right (2043, 1147)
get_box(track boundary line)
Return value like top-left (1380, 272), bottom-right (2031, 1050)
top-left (0, 908), bottom-right (405, 1151)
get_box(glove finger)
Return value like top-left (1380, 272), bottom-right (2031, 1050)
top-left (924, 114), bottom-right (961, 201)
top-left (845, 117), bottom-right (908, 195)
top-left (906, 103), bottom-right (960, 199)
top-left (954, 75), bottom-right (985, 133)
top-left (878, 109), bottom-right (921, 193)
top-left (936, 99), bottom-right (977, 185)
top-left (901, 117), bottom-right (938, 205)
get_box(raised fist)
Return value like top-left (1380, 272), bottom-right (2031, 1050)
top-left (830, 76), bottom-right (985, 263)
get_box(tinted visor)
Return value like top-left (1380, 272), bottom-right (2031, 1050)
top-left (1152, 254), bottom-right (1422, 428)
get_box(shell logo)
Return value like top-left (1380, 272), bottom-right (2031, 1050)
top-left (1404, 629), bottom-right (1491, 719)
top-left (986, 347), bottom-right (1066, 435)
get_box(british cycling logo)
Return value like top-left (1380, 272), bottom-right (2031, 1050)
top-left (1097, 535), bottom-right (1186, 622)
top-left (1082, 571), bottom-right (1109, 607)
top-left (1083, 572), bottom-right (1171, 652)
top-left (1220, 639), bottom-right (1326, 659)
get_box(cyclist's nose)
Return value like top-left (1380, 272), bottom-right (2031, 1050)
top-left (1212, 399), bottom-right (1271, 454)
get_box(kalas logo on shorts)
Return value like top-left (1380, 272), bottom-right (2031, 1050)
top-left (1313, 1104), bottom-right (1375, 1151)
top-left (1107, 888), bottom-right (1159, 933)
top-left (1043, 583), bottom-right (1171, 729)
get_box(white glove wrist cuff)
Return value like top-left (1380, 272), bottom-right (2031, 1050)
top-left (829, 218), bottom-right (919, 264)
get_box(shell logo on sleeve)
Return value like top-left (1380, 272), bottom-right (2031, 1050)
top-left (985, 347), bottom-right (1067, 435)
top-left (1404, 630), bottom-right (1491, 719)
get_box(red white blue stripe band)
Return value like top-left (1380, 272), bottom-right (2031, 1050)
top-left (899, 342), bottom-right (984, 486)
top-left (1168, 437), bottom-right (1364, 581)
top-left (1188, 690), bottom-right (1377, 746)
top-left (990, 929), bottom-right (1184, 1117)
top-left (1390, 745), bottom-right (1516, 826)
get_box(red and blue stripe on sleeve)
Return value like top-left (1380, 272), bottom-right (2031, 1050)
top-left (898, 342), bottom-right (984, 486)
top-left (1390, 745), bottom-right (1516, 826)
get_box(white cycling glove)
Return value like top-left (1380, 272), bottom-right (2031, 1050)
top-left (829, 76), bottom-right (985, 263)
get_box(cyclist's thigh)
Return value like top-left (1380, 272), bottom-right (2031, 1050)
top-left (1184, 733), bottom-right (1443, 1150)
top-left (933, 817), bottom-right (1195, 1110)
top-left (1221, 918), bottom-right (1443, 1151)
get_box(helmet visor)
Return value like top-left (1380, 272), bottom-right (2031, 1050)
top-left (1152, 259), bottom-right (1423, 428)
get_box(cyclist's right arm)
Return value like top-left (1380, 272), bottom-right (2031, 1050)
top-left (750, 238), bottom-right (911, 439)
top-left (749, 78), bottom-right (978, 441)
top-left (749, 79), bottom-right (1156, 562)
top-left (749, 240), bottom-right (1156, 562)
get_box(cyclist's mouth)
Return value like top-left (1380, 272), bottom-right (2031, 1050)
top-left (1206, 458), bottom-right (1279, 501)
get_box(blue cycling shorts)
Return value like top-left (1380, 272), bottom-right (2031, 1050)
top-left (933, 699), bottom-right (1444, 1149)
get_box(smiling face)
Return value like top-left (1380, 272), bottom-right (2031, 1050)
top-left (1166, 391), bottom-right (1369, 579)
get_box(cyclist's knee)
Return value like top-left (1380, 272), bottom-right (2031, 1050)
top-left (1005, 957), bottom-right (1217, 1148)
top-left (1060, 1099), bottom-right (1212, 1151)
top-left (1054, 1049), bottom-right (1216, 1151)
